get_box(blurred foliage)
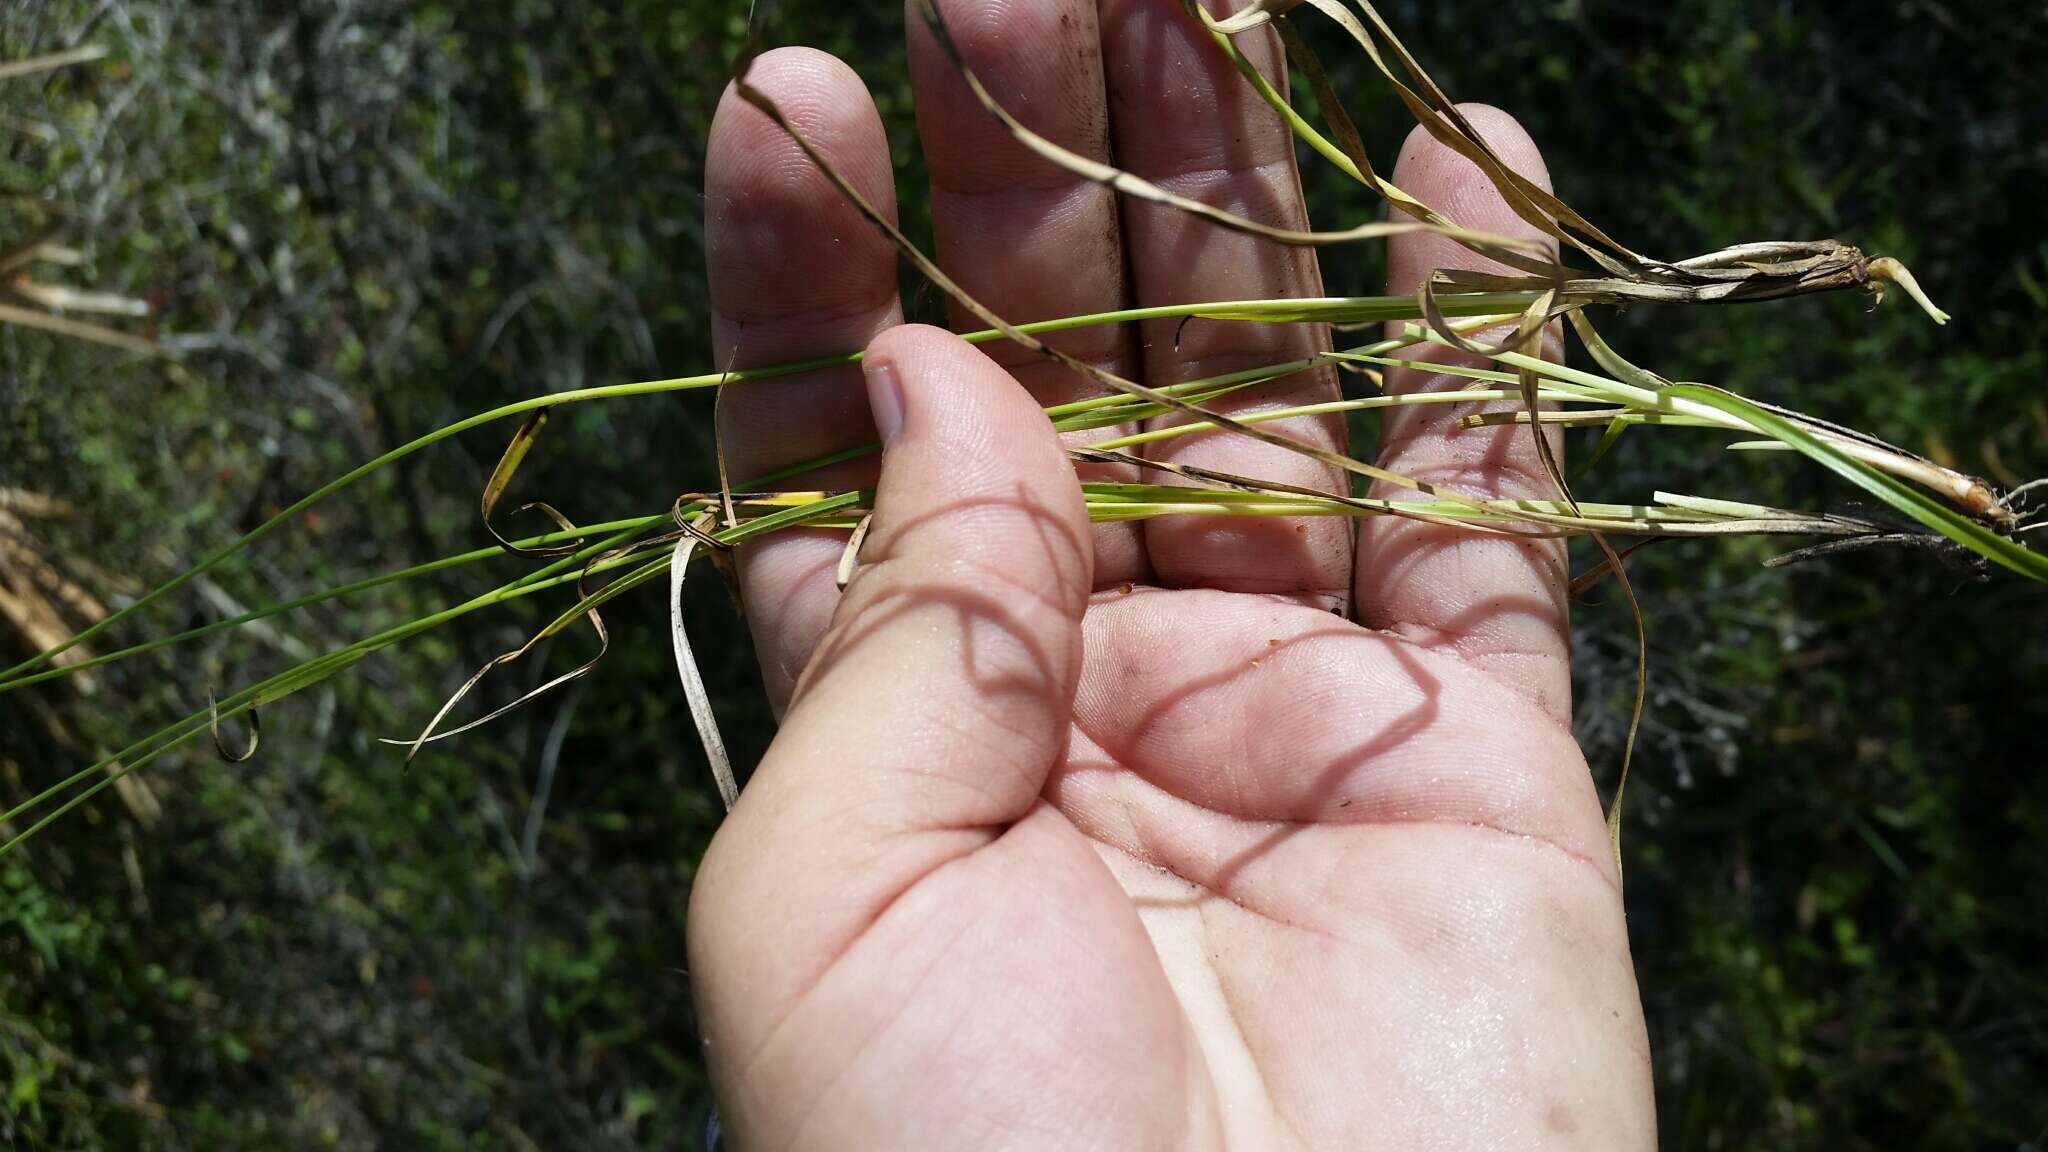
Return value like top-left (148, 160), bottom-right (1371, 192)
top-left (2, 1), bottom-right (2043, 1149)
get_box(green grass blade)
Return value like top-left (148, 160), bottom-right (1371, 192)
top-left (0, 527), bottom-right (676, 849)
top-left (1665, 385), bottom-right (2047, 582)
top-left (3, 295), bottom-right (1536, 684)
top-left (0, 516), bottom-right (668, 694)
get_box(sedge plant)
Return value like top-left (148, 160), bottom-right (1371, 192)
top-left (1, 0), bottom-right (2042, 864)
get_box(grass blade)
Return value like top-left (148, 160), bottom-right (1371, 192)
top-left (1665, 386), bottom-right (2047, 581)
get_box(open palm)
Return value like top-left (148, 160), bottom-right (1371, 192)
top-left (686, 3), bottom-right (1653, 1147)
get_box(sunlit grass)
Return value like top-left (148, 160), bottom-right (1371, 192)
top-left (2, 0), bottom-right (2040, 858)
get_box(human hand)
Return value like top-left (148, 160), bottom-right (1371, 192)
top-left (687, 2), bottom-right (1654, 1147)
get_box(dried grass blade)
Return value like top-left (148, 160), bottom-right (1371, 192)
top-left (1330, 0), bottom-right (1647, 272)
top-left (9, 280), bottom-right (151, 317)
top-left (482, 408), bottom-right (586, 558)
top-left (835, 513), bottom-right (874, 592)
top-left (915, 0), bottom-right (1538, 258)
top-left (1567, 539), bottom-right (1658, 598)
top-left (1666, 386), bottom-right (2048, 581)
top-left (207, 690), bottom-right (260, 763)
top-left (1196, 4), bottom-right (1557, 280)
top-left (732, 56), bottom-right (1557, 534)
top-left (0, 43), bottom-right (109, 82)
top-left (670, 530), bottom-right (737, 810)
top-left (0, 301), bottom-right (161, 355)
top-left (378, 551), bottom-right (665, 760)
top-left (1591, 531), bottom-right (1647, 878)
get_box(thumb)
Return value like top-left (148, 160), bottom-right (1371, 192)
top-left (689, 322), bottom-right (1091, 1038)
top-left (780, 322), bottom-right (1093, 797)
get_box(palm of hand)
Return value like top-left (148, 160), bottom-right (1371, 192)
top-left (700, 579), bottom-right (1647, 1148)
top-left (686, 3), bottom-right (1653, 1148)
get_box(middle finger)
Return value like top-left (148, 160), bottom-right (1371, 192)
top-left (908, 0), bottom-right (1150, 586)
top-left (1102, 0), bottom-right (1352, 608)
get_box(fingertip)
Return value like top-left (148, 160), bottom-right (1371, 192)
top-left (862, 324), bottom-right (1065, 468)
top-left (1099, 0), bottom-right (1295, 177)
top-left (707, 47), bottom-right (897, 323)
top-left (713, 46), bottom-right (885, 171)
top-left (1392, 104), bottom-right (1552, 198)
top-left (863, 324), bottom-right (997, 451)
top-left (1386, 103), bottom-right (1555, 294)
top-left (858, 324), bottom-right (1090, 595)
top-left (908, 0), bottom-right (1112, 192)
top-left (862, 321), bottom-right (952, 367)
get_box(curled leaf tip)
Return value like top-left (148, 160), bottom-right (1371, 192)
top-left (1194, 0), bottom-right (1302, 34)
top-left (1868, 257), bottom-right (1950, 325)
top-left (208, 690), bottom-right (260, 763)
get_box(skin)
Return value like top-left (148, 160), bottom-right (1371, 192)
top-left (688, 1), bottom-right (1655, 1147)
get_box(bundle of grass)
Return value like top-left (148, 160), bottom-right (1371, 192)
top-left (1, 0), bottom-right (2041, 862)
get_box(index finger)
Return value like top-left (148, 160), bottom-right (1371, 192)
top-left (707, 49), bottom-right (903, 714)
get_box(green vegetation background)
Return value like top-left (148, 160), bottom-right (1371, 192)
top-left (3, 2), bottom-right (2043, 1148)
